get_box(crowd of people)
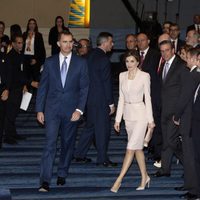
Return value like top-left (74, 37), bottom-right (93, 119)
top-left (0, 14), bottom-right (200, 199)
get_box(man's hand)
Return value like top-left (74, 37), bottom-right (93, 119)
top-left (172, 116), bottom-right (180, 126)
top-left (37, 112), bottom-right (45, 125)
top-left (31, 81), bottom-right (39, 88)
top-left (71, 110), bottom-right (81, 121)
top-left (148, 122), bottom-right (156, 129)
top-left (114, 122), bottom-right (120, 133)
top-left (1, 89), bottom-right (9, 101)
top-left (30, 59), bottom-right (37, 65)
top-left (109, 105), bottom-right (115, 115)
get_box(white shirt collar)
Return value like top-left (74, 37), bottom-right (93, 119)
top-left (195, 24), bottom-right (200, 29)
top-left (140, 47), bottom-right (149, 57)
top-left (171, 38), bottom-right (178, 42)
top-left (166, 54), bottom-right (176, 66)
top-left (171, 39), bottom-right (178, 51)
top-left (59, 52), bottom-right (72, 70)
top-left (190, 65), bottom-right (197, 72)
top-left (193, 43), bottom-right (200, 48)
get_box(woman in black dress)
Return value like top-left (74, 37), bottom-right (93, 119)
top-left (48, 16), bottom-right (69, 55)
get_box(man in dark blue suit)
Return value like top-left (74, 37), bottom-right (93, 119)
top-left (36, 31), bottom-right (89, 192)
top-left (74, 32), bottom-right (116, 167)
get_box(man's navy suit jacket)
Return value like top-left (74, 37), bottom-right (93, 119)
top-left (36, 53), bottom-right (89, 121)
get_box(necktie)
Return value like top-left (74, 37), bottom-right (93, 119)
top-left (162, 62), bottom-right (169, 80)
top-left (172, 40), bottom-right (176, 52)
top-left (139, 51), bottom-right (145, 69)
top-left (61, 57), bottom-right (67, 87)
top-left (157, 57), bottom-right (165, 74)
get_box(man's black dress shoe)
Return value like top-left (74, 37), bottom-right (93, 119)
top-left (57, 177), bottom-right (66, 186)
top-left (179, 192), bottom-right (197, 199)
top-left (75, 157), bottom-right (92, 163)
top-left (96, 160), bottom-right (118, 167)
top-left (39, 182), bottom-right (49, 192)
top-left (174, 186), bottom-right (187, 191)
top-left (153, 171), bottom-right (170, 177)
top-left (4, 138), bottom-right (18, 145)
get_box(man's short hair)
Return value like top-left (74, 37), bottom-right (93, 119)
top-left (170, 23), bottom-right (179, 29)
top-left (188, 47), bottom-right (200, 57)
top-left (12, 34), bottom-right (23, 43)
top-left (58, 30), bottom-right (72, 41)
top-left (159, 40), bottom-right (174, 49)
top-left (96, 32), bottom-right (113, 46)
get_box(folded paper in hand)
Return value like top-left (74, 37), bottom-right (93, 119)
top-left (144, 127), bottom-right (154, 147)
top-left (20, 92), bottom-right (32, 111)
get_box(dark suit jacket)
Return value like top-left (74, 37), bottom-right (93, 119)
top-left (192, 69), bottom-right (200, 121)
top-left (174, 68), bottom-right (200, 138)
top-left (176, 39), bottom-right (185, 54)
top-left (141, 48), bottom-right (160, 74)
top-left (4, 49), bottom-right (28, 90)
top-left (23, 32), bottom-right (46, 67)
top-left (161, 56), bottom-right (189, 118)
top-left (193, 97), bottom-right (200, 122)
top-left (173, 67), bottom-right (200, 126)
top-left (36, 53), bottom-right (89, 121)
top-left (0, 53), bottom-right (12, 93)
top-left (194, 44), bottom-right (200, 48)
top-left (86, 48), bottom-right (114, 107)
top-left (140, 47), bottom-right (161, 108)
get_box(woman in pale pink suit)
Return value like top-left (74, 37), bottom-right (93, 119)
top-left (111, 50), bottom-right (155, 193)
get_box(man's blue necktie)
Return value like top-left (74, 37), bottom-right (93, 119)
top-left (162, 62), bottom-right (169, 81)
top-left (61, 57), bottom-right (67, 87)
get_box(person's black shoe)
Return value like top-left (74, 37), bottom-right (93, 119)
top-left (152, 171), bottom-right (170, 177)
top-left (75, 157), bottom-right (92, 163)
top-left (174, 186), bottom-right (187, 191)
top-left (96, 160), bottom-right (118, 167)
top-left (4, 137), bottom-right (18, 145)
top-left (13, 134), bottom-right (26, 140)
top-left (38, 182), bottom-right (49, 192)
top-left (57, 177), bottom-right (66, 186)
top-left (143, 146), bottom-right (148, 151)
top-left (179, 192), bottom-right (197, 199)
top-left (107, 160), bottom-right (118, 167)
